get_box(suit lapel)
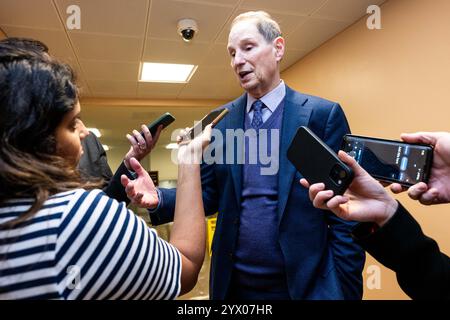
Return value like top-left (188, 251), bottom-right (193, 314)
top-left (277, 87), bottom-right (312, 222)
top-left (228, 94), bottom-right (246, 205)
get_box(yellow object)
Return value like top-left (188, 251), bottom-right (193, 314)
top-left (206, 217), bottom-right (216, 257)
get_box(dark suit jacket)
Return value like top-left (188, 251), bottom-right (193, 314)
top-left (353, 202), bottom-right (450, 299)
top-left (79, 133), bottom-right (131, 204)
top-left (150, 86), bottom-right (366, 299)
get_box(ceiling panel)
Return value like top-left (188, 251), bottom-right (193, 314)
top-left (143, 38), bottom-right (210, 64)
top-left (80, 60), bottom-right (140, 81)
top-left (314, 0), bottom-right (386, 22)
top-left (240, 0), bottom-right (328, 16)
top-left (0, 0), bottom-right (381, 150)
top-left (285, 17), bottom-right (351, 52)
top-left (137, 82), bottom-right (185, 99)
top-left (178, 66), bottom-right (242, 99)
top-left (0, 0), bottom-right (62, 30)
top-left (88, 80), bottom-right (138, 97)
top-left (201, 43), bottom-right (231, 67)
top-left (147, 0), bottom-right (234, 42)
top-left (179, 0), bottom-right (240, 6)
top-left (1, 25), bottom-right (75, 60)
top-left (70, 32), bottom-right (142, 62)
top-left (56, 0), bottom-right (149, 36)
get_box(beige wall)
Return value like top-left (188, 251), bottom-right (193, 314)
top-left (282, 0), bottom-right (450, 299)
top-left (0, 28), bottom-right (6, 40)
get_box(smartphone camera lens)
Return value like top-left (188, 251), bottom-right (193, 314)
top-left (330, 164), bottom-right (347, 186)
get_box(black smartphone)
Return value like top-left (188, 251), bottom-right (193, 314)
top-left (187, 108), bottom-right (229, 139)
top-left (341, 134), bottom-right (433, 187)
top-left (142, 112), bottom-right (175, 137)
top-left (287, 126), bottom-right (354, 195)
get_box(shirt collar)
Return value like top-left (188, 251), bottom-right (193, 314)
top-left (246, 80), bottom-right (286, 113)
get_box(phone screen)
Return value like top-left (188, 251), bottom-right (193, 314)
top-left (342, 135), bottom-right (432, 186)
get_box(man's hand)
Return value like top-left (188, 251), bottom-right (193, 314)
top-left (390, 132), bottom-right (450, 205)
top-left (300, 151), bottom-right (398, 227)
top-left (124, 124), bottom-right (162, 170)
top-left (120, 157), bottom-right (159, 209)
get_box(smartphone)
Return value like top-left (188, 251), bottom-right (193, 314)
top-left (341, 134), bottom-right (433, 187)
top-left (187, 108), bottom-right (229, 139)
top-left (287, 126), bottom-right (354, 195)
top-left (142, 112), bottom-right (175, 137)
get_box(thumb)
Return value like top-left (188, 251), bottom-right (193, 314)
top-left (129, 157), bottom-right (146, 176)
top-left (400, 132), bottom-right (438, 146)
top-left (120, 174), bottom-right (130, 188)
top-left (201, 124), bottom-right (213, 148)
top-left (337, 150), bottom-right (367, 176)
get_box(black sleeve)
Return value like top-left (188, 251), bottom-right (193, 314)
top-left (352, 202), bottom-right (450, 299)
top-left (103, 161), bottom-right (133, 205)
top-left (79, 134), bottom-right (113, 187)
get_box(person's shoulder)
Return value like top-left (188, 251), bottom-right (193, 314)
top-left (58, 188), bottom-right (118, 215)
top-left (286, 87), bottom-right (338, 108)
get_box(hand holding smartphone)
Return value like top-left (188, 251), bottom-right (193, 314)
top-left (142, 112), bottom-right (175, 137)
top-left (287, 126), bottom-right (354, 195)
top-left (185, 108), bottom-right (229, 140)
top-left (341, 134), bottom-right (433, 187)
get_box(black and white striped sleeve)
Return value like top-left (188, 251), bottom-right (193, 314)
top-left (54, 189), bottom-right (181, 300)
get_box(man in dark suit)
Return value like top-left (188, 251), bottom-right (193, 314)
top-left (302, 131), bottom-right (450, 299)
top-left (123, 11), bottom-right (365, 299)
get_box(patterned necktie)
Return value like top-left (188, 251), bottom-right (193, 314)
top-left (251, 100), bottom-right (265, 129)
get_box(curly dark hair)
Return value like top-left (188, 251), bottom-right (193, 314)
top-left (0, 40), bottom-right (97, 228)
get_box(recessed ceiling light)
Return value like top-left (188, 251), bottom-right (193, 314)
top-left (165, 143), bottom-right (179, 150)
top-left (140, 62), bottom-right (197, 83)
top-left (87, 128), bottom-right (101, 137)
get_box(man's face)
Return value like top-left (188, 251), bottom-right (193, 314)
top-left (227, 19), bottom-right (284, 98)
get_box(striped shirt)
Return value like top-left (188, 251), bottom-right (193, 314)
top-left (0, 189), bottom-right (181, 300)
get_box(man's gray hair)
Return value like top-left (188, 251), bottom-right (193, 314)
top-left (231, 11), bottom-right (282, 43)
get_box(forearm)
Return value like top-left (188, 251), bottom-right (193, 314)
top-left (353, 202), bottom-right (450, 299)
top-left (169, 164), bottom-right (206, 294)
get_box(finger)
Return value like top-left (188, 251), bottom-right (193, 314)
top-left (129, 157), bottom-right (147, 177)
top-left (400, 132), bottom-right (438, 146)
top-left (152, 125), bottom-right (163, 145)
top-left (308, 183), bottom-right (325, 202)
top-left (133, 129), bottom-right (146, 146)
top-left (126, 133), bottom-right (139, 149)
top-left (177, 128), bottom-right (190, 143)
top-left (202, 124), bottom-right (212, 142)
top-left (120, 174), bottom-right (130, 188)
top-left (133, 192), bottom-right (144, 205)
top-left (313, 190), bottom-right (334, 209)
top-left (337, 151), bottom-right (367, 177)
top-left (390, 183), bottom-right (406, 194)
top-left (125, 182), bottom-right (136, 198)
top-left (299, 178), bottom-right (310, 188)
top-left (201, 124), bottom-right (213, 149)
top-left (141, 124), bottom-right (153, 146)
top-left (419, 188), bottom-right (439, 205)
top-left (407, 182), bottom-right (428, 200)
top-left (326, 195), bottom-right (349, 210)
